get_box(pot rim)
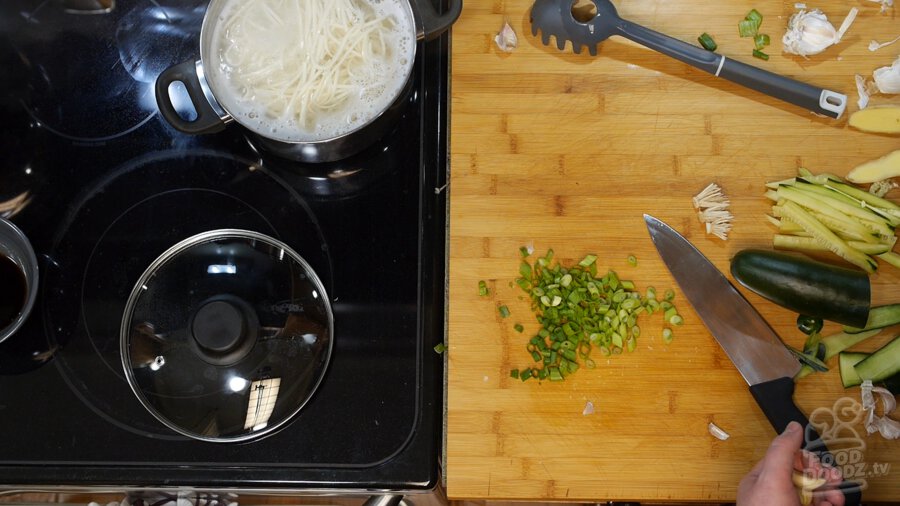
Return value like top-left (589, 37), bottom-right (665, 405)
top-left (197, 0), bottom-right (420, 146)
top-left (0, 218), bottom-right (39, 345)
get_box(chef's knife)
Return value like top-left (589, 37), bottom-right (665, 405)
top-left (644, 214), bottom-right (861, 506)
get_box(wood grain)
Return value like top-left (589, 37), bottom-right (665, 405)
top-left (446, 0), bottom-right (900, 502)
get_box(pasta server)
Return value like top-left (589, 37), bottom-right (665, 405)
top-left (530, 0), bottom-right (847, 118)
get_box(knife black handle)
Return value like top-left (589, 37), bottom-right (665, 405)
top-left (750, 377), bottom-right (862, 506)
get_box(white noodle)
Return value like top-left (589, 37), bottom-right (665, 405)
top-left (210, 0), bottom-right (413, 142)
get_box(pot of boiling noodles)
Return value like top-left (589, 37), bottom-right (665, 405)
top-left (155, 0), bottom-right (461, 163)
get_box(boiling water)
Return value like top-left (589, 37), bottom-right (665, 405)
top-left (0, 254), bottom-right (26, 330)
top-left (208, 0), bottom-right (416, 143)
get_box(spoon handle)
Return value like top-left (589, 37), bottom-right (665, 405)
top-left (717, 57), bottom-right (847, 118)
top-left (616, 19), bottom-right (847, 118)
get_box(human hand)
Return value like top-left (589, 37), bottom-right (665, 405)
top-left (737, 421), bottom-right (845, 506)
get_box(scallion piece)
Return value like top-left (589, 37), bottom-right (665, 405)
top-left (433, 343), bottom-right (446, 354)
top-left (478, 280), bottom-right (489, 296)
top-left (662, 328), bottom-right (674, 344)
top-left (578, 254), bottom-right (597, 267)
top-left (510, 369), bottom-right (519, 379)
top-left (738, 19), bottom-right (758, 38)
top-left (698, 33), bottom-right (717, 51)
top-left (752, 49), bottom-right (769, 60)
top-left (499, 305), bottom-right (510, 318)
top-left (627, 254), bottom-right (638, 267)
top-left (754, 33), bottom-right (770, 50)
top-left (514, 323), bottom-right (524, 333)
top-left (745, 9), bottom-right (763, 30)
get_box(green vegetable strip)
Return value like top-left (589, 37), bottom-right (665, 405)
top-left (499, 305), bottom-right (511, 318)
top-left (788, 208), bottom-right (879, 243)
top-left (775, 187), bottom-right (881, 242)
top-left (784, 183), bottom-right (897, 229)
top-left (478, 280), bottom-right (489, 296)
top-left (778, 200), bottom-right (877, 273)
top-left (773, 235), bottom-right (891, 255)
top-left (752, 49), bottom-right (769, 60)
top-left (753, 33), bottom-right (770, 50)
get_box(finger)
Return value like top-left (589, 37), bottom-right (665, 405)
top-left (760, 421), bottom-right (805, 479)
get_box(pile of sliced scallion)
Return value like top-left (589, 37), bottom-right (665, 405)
top-left (509, 248), bottom-right (682, 382)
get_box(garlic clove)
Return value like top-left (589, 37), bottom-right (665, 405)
top-left (782, 9), bottom-right (844, 57)
top-left (873, 56), bottom-right (900, 94)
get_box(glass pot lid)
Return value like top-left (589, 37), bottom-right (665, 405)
top-left (120, 229), bottom-right (333, 443)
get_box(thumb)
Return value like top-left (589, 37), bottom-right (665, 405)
top-left (760, 421), bottom-right (804, 478)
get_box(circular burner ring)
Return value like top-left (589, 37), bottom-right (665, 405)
top-left (43, 149), bottom-right (331, 438)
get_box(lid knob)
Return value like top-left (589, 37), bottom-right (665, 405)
top-left (189, 295), bottom-right (258, 365)
top-left (192, 299), bottom-right (244, 352)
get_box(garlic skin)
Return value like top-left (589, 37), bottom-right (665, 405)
top-left (494, 19), bottom-right (518, 53)
top-left (783, 10), bottom-right (838, 56)
top-left (855, 74), bottom-right (871, 109)
top-left (867, 0), bottom-right (894, 14)
top-left (873, 56), bottom-right (900, 94)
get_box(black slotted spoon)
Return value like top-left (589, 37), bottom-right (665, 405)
top-left (530, 0), bottom-right (847, 118)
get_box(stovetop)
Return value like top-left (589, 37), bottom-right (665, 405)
top-left (0, 0), bottom-right (448, 491)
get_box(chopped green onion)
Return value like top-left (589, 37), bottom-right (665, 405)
top-left (738, 19), bottom-right (758, 38)
top-left (752, 49), bottom-right (769, 60)
top-left (670, 314), bottom-right (684, 326)
top-left (627, 254), bottom-right (638, 267)
top-left (520, 367), bottom-right (532, 382)
top-left (745, 9), bottom-right (763, 30)
top-left (519, 261), bottom-right (532, 280)
top-left (698, 32), bottom-right (718, 51)
top-left (664, 289), bottom-right (675, 301)
top-left (508, 248), bottom-right (682, 381)
top-left (662, 328), bottom-right (674, 344)
top-left (753, 33), bottom-right (770, 50)
top-left (510, 368), bottom-right (519, 379)
top-left (499, 305), bottom-right (510, 318)
top-left (519, 246), bottom-right (530, 257)
top-left (478, 280), bottom-right (489, 296)
top-left (433, 343), bottom-right (446, 354)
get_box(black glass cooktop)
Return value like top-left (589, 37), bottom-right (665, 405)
top-left (0, 0), bottom-right (448, 490)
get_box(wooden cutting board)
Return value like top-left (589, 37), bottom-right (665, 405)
top-left (446, 0), bottom-right (900, 502)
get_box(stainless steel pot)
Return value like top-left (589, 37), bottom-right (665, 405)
top-left (155, 0), bottom-right (461, 163)
top-left (0, 218), bottom-right (38, 345)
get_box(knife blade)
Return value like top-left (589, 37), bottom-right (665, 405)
top-left (644, 214), bottom-right (861, 506)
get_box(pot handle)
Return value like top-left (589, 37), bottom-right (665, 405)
top-left (415, 0), bottom-right (462, 41)
top-left (155, 60), bottom-right (228, 135)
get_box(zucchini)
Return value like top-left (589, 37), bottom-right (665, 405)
top-left (854, 335), bottom-right (900, 382)
top-left (885, 372), bottom-right (900, 394)
top-left (843, 304), bottom-right (900, 334)
top-left (789, 346), bottom-right (829, 372)
top-left (796, 329), bottom-right (882, 379)
top-left (731, 249), bottom-right (871, 327)
top-left (776, 201), bottom-right (878, 273)
top-left (839, 352), bottom-right (869, 388)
